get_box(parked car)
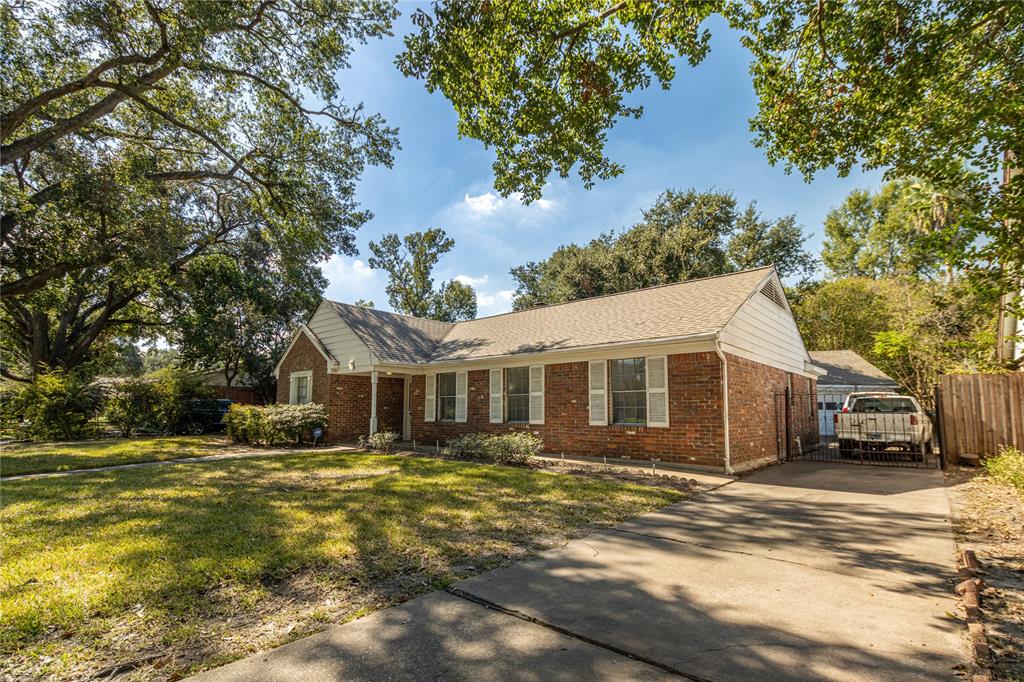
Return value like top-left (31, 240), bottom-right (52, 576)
top-left (834, 392), bottom-right (933, 460)
top-left (182, 398), bottom-right (234, 434)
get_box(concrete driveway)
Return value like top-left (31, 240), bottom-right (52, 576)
top-left (190, 461), bottom-right (966, 681)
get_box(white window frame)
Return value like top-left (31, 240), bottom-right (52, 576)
top-left (289, 370), bottom-right (313, 405)
top-left (505, 366), bottom-right (531, 423)
top-left (437, 372), bottom-right (458, 422)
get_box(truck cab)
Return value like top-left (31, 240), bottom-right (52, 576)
top-left (834, 392), bottom-right (933, 461)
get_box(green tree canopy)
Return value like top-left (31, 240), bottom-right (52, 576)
top-left (510, 188), bottom-right (814, 309)
top-left (400, 1), bottom-right (1022, 285)
top-left (791, 277), bottom-right (1001, 404)
top-left (367, 228), bottom-right (478, 322)
top-left (0, 0), bottom-right (397, 379)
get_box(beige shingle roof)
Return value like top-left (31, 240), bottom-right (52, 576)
top-left (808, 350), bottom-right (898, 387)
top-left (327, 266), bottom-right (774, 364)
top-left (327, 301), bottom-right (453, 364)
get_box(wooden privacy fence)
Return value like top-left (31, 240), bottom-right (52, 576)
top-left (937, 373), bottom-right (1024, 463)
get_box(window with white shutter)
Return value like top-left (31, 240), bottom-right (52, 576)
top-left (455, 371), bottom-right (468, 422)
top-left (588, 360), bottom-right (607, 426)
top-left (489, 369), bottom-right (503, 423)
top-left (646, 355), bottom-right (669, 427)
top-left (424, 373), bottom-right (435, 422)
top-left (528, 364), bottom-right (544, 424)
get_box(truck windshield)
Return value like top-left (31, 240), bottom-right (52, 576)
top-left (851, 397), bottom-right (916, 413)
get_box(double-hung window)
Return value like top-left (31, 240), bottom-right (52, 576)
top-left (611, 358), bottom-right (646, 425)
top-left (290, 371), bottom-right (312, 405)
top-left (505, 367), bottom-right (530, 423)
top-left (437, 372), bottom-right (457, 421)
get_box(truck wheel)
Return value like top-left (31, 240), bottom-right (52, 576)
top-left (838, 439), bottom-right (853, 458)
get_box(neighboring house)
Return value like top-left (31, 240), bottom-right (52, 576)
top-left (808, 350), bottom-right (900, 436)
top-left (199, 369), bottom-right (264, 404)
top-left (275, 266), bottom-right (823, 473)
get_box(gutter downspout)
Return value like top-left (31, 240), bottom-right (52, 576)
top-left (714, 334), bottom-right (734, 475)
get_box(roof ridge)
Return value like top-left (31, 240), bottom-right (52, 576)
top-left (325, 299), bottom-right (455, 327)
top-left (447, 265), bottom-right (776, 327)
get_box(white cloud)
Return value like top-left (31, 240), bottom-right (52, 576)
top-left (454, 273), bottom-right (489, 287)
top-left (321, 255), bottom-right (384, 306)
top-left (460, 191), bottom-right (557, 219)
top-left (476, 289), bottom-right (514, 316)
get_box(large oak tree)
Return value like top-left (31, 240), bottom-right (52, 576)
top-left (1, 0), bottom-right (398, 379)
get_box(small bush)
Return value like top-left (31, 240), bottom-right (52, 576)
top-left (6, 370), bottom-right (99, 441)
top-left (358, 430), bottom-right (399, 452)
top-left (985, 445), bottom-right (1024, 497)
top-left (103, 377), bottom-right (158, 437)
top-left (224, 403), bottom-right (328, 446)
top-left (445, 432), bottom-right (543, 465)
top-left (149, 368), bottom-right (214, 434)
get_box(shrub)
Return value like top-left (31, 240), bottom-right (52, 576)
top-left (224, 403), bottom-right (328, 446)
top-left (103, 377), bottom-right (158, 437)
top-left (445, 432), bottom-right (543, 465)
top-left (358, 430), bottom-right (399, 452)
top-left (149, 368), bottom-right (214, 434)
top-left (985, 445), bottom-right (1024, 497)
top-left (6, 369), bottom-right (99, 441)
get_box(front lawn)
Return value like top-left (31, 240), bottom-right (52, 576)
top-left (0, 435), bottom-right (231, 477)
top-left (1, 451), bottom-right (683, 680)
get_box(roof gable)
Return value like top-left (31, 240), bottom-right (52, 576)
top-left (326, 301), bottom-right (453, 364)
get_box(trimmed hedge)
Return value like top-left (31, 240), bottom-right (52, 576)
top-left (224, 403), bottom-right (328, 446)
top-left (445, 432), bottom-right (543, 465)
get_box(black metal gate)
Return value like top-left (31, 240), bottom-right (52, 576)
top-left (777, 390), bottom-right (939, 469)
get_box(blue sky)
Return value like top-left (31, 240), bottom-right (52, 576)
top-left (325, 10), bottom-right (884, 317)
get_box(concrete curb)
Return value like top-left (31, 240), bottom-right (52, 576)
top-left (955, 549), bottom-right (992, 682)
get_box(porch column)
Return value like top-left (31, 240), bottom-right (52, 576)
top-left (369, 370), bottom-right (378, 435)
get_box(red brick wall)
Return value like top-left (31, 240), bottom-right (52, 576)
top-left (274, 333), bottom-right (406, 442)
top-left (212, 385), bottom-right (265, 405)
top-left (409, 352), bottom-right (726, 468)
top-left (275, 332), bottom-right (330, 407)
top-left (726, 353), bottom-right (818, 472)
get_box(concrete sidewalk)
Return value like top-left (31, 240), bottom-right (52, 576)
top-left (190, 462), bottom-right (966, 681)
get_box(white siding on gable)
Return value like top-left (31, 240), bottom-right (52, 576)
top-left (719, 274), bottom-right (811, 376)
top-left (307, 303), bottom-right (373, 372)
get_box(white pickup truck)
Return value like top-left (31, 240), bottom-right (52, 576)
top-left (834, 392), bottom-right (933, 460)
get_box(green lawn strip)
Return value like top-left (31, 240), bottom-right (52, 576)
top-left (0, 435), bottom-right (231, 477)
top-left (1, 452), bottom-right (682, 680)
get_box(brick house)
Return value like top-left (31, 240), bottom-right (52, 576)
top-left (275, 266), bottom-right (824, 473)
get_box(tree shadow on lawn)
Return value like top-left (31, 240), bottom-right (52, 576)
top-left (203, 526), bottom-right (963, 682)
top-left (0, 452), bottom-right (679, 678)
top-left (0, 434), bottom-right (229, 477)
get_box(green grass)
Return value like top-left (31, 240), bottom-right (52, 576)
top-left (985, 445), bottom-right (1024, 497)
top-left (0, 452), bottom-right (682, 680)
top-left (0, 435), bottom-right (231, 477)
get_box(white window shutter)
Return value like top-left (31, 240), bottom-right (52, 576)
top-left (589, 360), bottom-right (607, 426)
top-left (489, 369), bottom-right (503, 423)
top-left (646, 356), bottom-right (669, 427)
top-left (528, 365), bottom-right (544, 424)
top-left (455, 371), bottom-right (468, 422)
top-left (424, 373), bottom-right (435, 422)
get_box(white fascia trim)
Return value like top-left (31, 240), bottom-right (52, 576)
top-left (374, 332), bottom-right (720, 374)
top-left (273, 324), bottom-right (338, 378)
top-left (804, 362), bottom-right (829, 377)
